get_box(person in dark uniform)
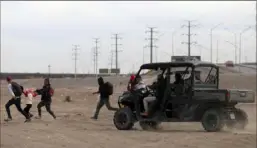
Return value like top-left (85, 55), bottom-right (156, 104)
top-left (4, 76), bottom-right (31, 122)
top-left (91, 77), bottom-right (118, 120)
top-left (35, 78), bottom-right (56, 119)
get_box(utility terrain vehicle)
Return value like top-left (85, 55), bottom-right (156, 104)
top-left (113, 61), bottom-right (255, 132)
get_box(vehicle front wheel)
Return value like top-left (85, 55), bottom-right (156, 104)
top-left (139, 121), bottom-right (161, 130)
top-left (113, 107), bottom-right (134, 130)
top-left (201, 108), bottom-right (225, 132)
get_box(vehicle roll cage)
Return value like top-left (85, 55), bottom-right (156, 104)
top-left (135, 62), bottom-right (219, 89)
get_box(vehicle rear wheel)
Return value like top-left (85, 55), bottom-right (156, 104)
top-left (139, 121), bottom-right (161, 130)
top-left (226, 108), bottom-right (248, 130)
top-left (113, 107), bottom-right (134, 130)
top-left (235, 108), bottom-right (248, 129)
top-left (201, 108), bottom-right (225, 132)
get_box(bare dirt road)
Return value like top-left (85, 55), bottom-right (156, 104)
top-left (1, 74), bottom-right (256, 148)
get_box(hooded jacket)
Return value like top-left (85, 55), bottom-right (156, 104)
top-left (97, 77), bottom-right (109, 98)
top-left (37, 84), bottom-right (54, 102)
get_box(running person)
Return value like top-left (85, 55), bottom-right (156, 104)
top-left (35, 78), bottom-right (56, 119)
top-left (4, 76), bottom-right (31, 122)
top-left (91, 77), bottom-right (118, 120)
top-left (22, 87), bottom-right (38, 118)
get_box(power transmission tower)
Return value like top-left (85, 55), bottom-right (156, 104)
top-left (145, 27), bottom-right (158, 63)
top-left (108, 50), bottom-right (114, 69)
top-left (216, 40), bottom-right (219, 64)
top-left (181, 20), bottom-right (199, 57)
top-left (111, 34), bottom-right (122, 75)
top-left (92, 38), bottom-right (99, 77)
top-left (48, 64), bottom-right (51, 78)
top-left (72, 44), bottom-right (80, 79)
top-left (255, 1), bottom-right (257, 63)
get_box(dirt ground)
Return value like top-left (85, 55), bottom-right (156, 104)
top-left (0, 74), bottom-right (256, 148)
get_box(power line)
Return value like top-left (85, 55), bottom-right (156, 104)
top-left (92, 38), bottom-right (99, 77)
top-left (145, 27), bottom-right (158, 63)
top-left (72, 44), bottom-right (80, 79)
top-left (181, 20), bottom-right (199, 57)
top-left (111, 34), bottom-right (122, 75)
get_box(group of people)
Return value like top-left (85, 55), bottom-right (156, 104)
top-left (4, 72), bottom-right (183, 122)
top-left (4, 76), bottom-right (56, 122)
top-left (126, 72), bottom-right (184, 116)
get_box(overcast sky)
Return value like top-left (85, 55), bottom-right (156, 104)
top-left (1, 1), bottom-right (256, 74)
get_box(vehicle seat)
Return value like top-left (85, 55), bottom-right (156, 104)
top-left (174, 84), bottom-right (185, 96)
top-left (183, 77), bottom-right (191, 94)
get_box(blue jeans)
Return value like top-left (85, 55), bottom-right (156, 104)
top-left (93, 97), bottom-right (118, 119)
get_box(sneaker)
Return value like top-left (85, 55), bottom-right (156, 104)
top-left (24, 118), bottom-right (31, 123)
top-left (29, 114), bottom-right (34, 118)
top-left (35, 116), bottom-right (41, 119)
top-left (90, 116), bottom-right (97, 120)
top-left (4, 118), bottom-right (12, 122)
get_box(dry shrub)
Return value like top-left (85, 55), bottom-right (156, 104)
top-left (64, 95), bottom-right (72, 102)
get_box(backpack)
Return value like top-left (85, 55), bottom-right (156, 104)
top-left (104, 82), bottom-right (113, 95)
top-left (11, 82), bottom-right (23, 96)
top-left (49, 87), bottom-right (54, 97)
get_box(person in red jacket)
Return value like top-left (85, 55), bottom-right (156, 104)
top-left (22, 87), bottom-right (38, 118)
top-left (127, 74), bottom-right (136, 91)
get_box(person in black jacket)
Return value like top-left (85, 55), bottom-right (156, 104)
top-left (4, 76), bottom-right (31, 122)
top-left (91, 77), bottom-right (118, 120)
top-left (35, 78), bottom-right (56, 119)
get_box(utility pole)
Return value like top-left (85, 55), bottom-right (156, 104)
top-left (172, 31), bottom-right (176, 57)
top-left (72, 44), bottom-right (80, 79)
top-left (108, 50), bottom-right (114, 69)
top-left (239, 26), bottom-right (252, 64)
top-left (92, 38), bottom-right (99, 77)
top-left (181, 20), bottom-right (198, 57)
top-left (216, 40), bottom-right (219, 64)
top-left (145, 27), bottom-right (158, 63)
top-left (210, 23), bottom-right (222, 63)
top-left (224, 28), bottom-right (237, 64)
top-left (111, 34), bottom-right (122, 75)
top-left (48, 64), bottom-right (51, 77)
top-left (255, 1), bottom-right (257, 64)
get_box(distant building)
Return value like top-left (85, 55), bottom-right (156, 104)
top-left (171, 56), bottom-right (201, 62)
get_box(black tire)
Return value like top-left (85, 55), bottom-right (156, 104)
top-left (201, 108), bottom-right (225, 132)
top-left (113, 107), bottom-right (134, 130)
top-left (226, 108), bottom-right (248, 130)
top-left (139, 121), bottom-right (161, 130)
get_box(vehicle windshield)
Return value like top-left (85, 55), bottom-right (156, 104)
top-left (138, 68), bottom-right (164, 86)
top-left (170, 66), bottom-right (192, 83)
top-left (194, 66), bottom-right (218, 85)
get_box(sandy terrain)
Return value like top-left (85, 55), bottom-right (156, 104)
top-left (1, 74), bottom-right (256, 148)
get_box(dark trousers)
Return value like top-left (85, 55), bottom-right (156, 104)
top-left (37, 101), bottom-right (56, 119)
top-left (24, 104), bottom-right (33, 117)
top-left (93, 97), bottom-right (118, 119)
top-left (5, 97), bottom-right (30, 119)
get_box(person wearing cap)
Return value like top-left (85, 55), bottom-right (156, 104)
top-left (35, 78), bottom-right (56, 119)
top-left (91, 77), bottom-right (118, 120)
top-left (4, 76), bottom-right (31, 122)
